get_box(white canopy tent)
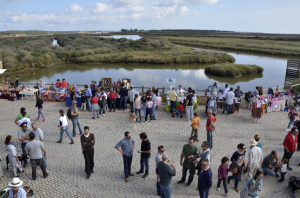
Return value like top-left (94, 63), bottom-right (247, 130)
top-left (0, 69), bottom-right (7, 74)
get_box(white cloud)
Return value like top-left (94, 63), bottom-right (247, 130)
top-left (220, 5), bottom-right (224, 8)
top-left (158, 0), bottom-right (219, 7)
top-left (92, 3), bottom-right (110, 13)
top-left (106, 0), bottom-right (144, 7)
top-left (132, 6), bottom-right (144, 13)
top-left (65, 4), bottom-right (83, 13)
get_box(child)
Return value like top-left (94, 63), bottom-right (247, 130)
top-left (278, 158), bottom-right (288, 182)
top-left (217, 157), bottom-right (230, 196)
top-left (286, 107), bottom-right (298, 130)
top-left (145, 97), bottom-right (153, 123)
top-left (191, 112), bottom-right (200, 141)
top-left (81, 93), bottom-right (86, 111)
top-left (174, 102), bottom-right (184, 118)
top-left (254, 134), bottom-right (262, 148)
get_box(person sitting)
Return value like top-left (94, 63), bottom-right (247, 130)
top-left (234, 86), bottom-right (244, 98)
top-left (208, 82), bottom-right (221, 98)
top-left (174, 102), bottom-right (184, 118)
top-left (261, 150), bottom-right (280, 177)
top-left (8, 178), bottom-right (26, 198)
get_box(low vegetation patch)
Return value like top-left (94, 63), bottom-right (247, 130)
top-left (205, 63), bottom-right (264, 77)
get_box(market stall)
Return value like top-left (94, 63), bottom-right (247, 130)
top-left (166, 96), bottom-right (198, 112)
top-left (41, 89), bottom-right (66, 102)
top-left (216, 98), bottom-right (241, 114)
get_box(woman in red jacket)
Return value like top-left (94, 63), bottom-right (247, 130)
top-left (283, 127), bottom-right (298, 170)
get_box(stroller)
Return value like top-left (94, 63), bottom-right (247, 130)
top-left (289, 176), bottom-right (300, 198)
top-left (205, 96), bottom-right (217, 116)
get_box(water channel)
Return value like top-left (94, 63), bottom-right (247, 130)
top-left (2, 35), bottom-right (298, 92)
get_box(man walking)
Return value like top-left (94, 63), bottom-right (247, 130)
top-left (155, 145), bottom-right (165, 196)
top-left (247, 138), bottom-right (263, 179)
top-left (25, 133), bottom-right (48, 180)
top-left (115, 131), bottom-right (135, 182)
top-left (151, 92), bottom-right (157, 120)
top-left (185, 89), bottom-right (194, 122)
top-left (128, 85), bottom-right (136, 113)
top-left (168, 87), bottom-right (177, 113)
top-left (198, 159), bottom-right (212, 198)
top-left (18, 122), bottom-right (31, 167)
top-left (80, 126), bottom-right (95, 179)
top-left (206, 109), bottom-right (217, 149)
top-left (283, 127), bottom-right (298, 170)
top-left (119, 83), bottom-right (128, 110)
top-left (177, 138), bottom-right (199, 185)
top-left (156, 153), bottom-right (176, 198)
top-left (222, 87), bottom-right (235, 115)
top-left (32, 123), bottom-right (46, 167)
top-left (84, 84), bottom-right (92, 112)
top-left (136, 132), bottom-right (151, 178)
top-left (70, 100), bottom-right (83, 137)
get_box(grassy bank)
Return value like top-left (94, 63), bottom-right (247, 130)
top-left (149, 36), bottom-right (300, 56)
top-left (205, 64), bottom-right (264, 77)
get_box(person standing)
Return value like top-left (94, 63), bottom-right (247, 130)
top-left (185, 89), bottom-right (194, 122)
top-left (155, 145), bottom-right (165, 196)
top-left (31, 123), bottom-right (46, 167)
top-left (198, 159), bottom-right (212, 198)
top-left (216, 157), bottom-right (230, 196)
top-left (177, 138), bottom-right (199, 185)
top-left (14, 107), bottom-right (30, 125)
top-left (115, 131), bottom-right (135, 182)
top-left (57, 109), bottom-right (74, 144)
top-left (119, 83), bottom-right (128, 110)
top-left (14, 76), bottom-right (19, 88)
top-left (151, 91), bottom-right (157, 120)
top-left (247, 139), bottom-right (263, 180)
top-left (145, 97), bottom-right (153, 122)
top-left (242, 170), bottom-right (263, 198)
top-left (128, 85), bottom-right (136, 113)
top-left (84, 84), bottom-right (92, 112)
top-left (141, 93), bottom-right (147, 118)
top-left (7, 178), bottom-right (26, 198)
top-left (261, 150), bottom-right (280, 177)
top-left (38, 79), bottom-right (45, 93)
top-left (81, 92), bottom-right (86, 111)
top-left (282, 127), bottom-right (298, 170)
top-left (286, 107), bottom-right (298, 131)
top-left (91, 93), bottom-right (100, 119)
top-left (222, 87), bottom-right (235, 115)
top-left (208, 82), bottom-right (221, 98)
top-left (191, 112), bottom-right (200, 141)
top-left (99, 88), bottom-right (107, 116)
top-left (25, 132), bottom-right (48, 180)
top-left (219, 84), bottom-right (229, 109)
top-left (36, 95), bottom-right (46, 122)
top-left (194, 141), bottom-right (211, 172)
top-left (133, 93), bottom-right (142, 123)
top-left (109, 90), bottom-right (117, 112)
top-left (70, 100), bottom-right (83, 136)
top-left (18, 112), bottom-right (32, 128)
top-left (177, 85), bottom-right (185, 95)
top-left (81, 126), bottom-right (95, 179)
top-left (5, 76), bottom-right (12, 87)
top-left (206, 109), bottom-right (217, 149)
top-left (70, 87), bottom-right (76, 101)
top-left (168, 87), bottom-right (177, 114)
top-left (136, 132), bottom-right (151, 178)
top-left (234, 86), bottom-right (244, 98)
top-left (62, 78), bottom-right (68, 89)
top-left (156, 153), bottom-right (176, 198)
top-left (18, 122), bottom-right (31, 167)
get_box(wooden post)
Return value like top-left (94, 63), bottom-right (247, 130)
top-left (205, 89), bottom-right (207, 96)
top-left (276, 85), bottom-right (278, 91)
top-left (142, 86), bottom-right (144, 92)
top-left (37, 82), bottom-right (39, 88)
top-left (162, 87), bottom-right (165, 93)
top-left (52, 83), bottom-right (54, 88)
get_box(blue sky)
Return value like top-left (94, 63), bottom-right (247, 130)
top-left (0, 0), bottom-right (299, 33)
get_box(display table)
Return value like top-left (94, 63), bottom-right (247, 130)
top-left (0, 90), bottom-right (20, 99)
top-left (42, 90), bottom-right (65, 102)
top-left (65, 95), bottom-right (82, 107)
top-left (166, 100), bottom-right (198, 113)
top-left (217, 101), bottom-right (240, 114)
top-left (19, 90), bottom-right (38, 100)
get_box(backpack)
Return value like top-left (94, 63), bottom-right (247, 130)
top-left (245, 91), bottom-right (253, 102)
top-left (67, 108), bottom-right (72, 120)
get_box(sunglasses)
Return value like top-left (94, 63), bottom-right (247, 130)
top-left (201, 164), bottom-right (207, 166)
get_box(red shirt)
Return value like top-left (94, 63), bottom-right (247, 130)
top-left (206, 115), bottom-right (217, 131)
top-left (176, 105), bottom-right (184, 112)
top-left (56, 82), bottom-right (62, 88)
top-left (62, 81), bottom-right (68, 89)
top-left (283, 131), bottom-right (298, 152)
top-left (109, 93), bottom-right (116, 100)
top-left (91, 97), bottom-right (98, 104)
top-left (289, 112), bottom-right (299, 120)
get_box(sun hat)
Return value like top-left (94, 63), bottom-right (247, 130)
top-left (250, 138), bottom-right (258, 146)
top-left (8, 178), bottom-right (23, 187)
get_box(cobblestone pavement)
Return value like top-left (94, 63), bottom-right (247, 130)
top-left (0, 98), bottom-right (299, 198)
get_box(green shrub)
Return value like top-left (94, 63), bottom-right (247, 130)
top-left (205, 64), bottom-right (264, 77)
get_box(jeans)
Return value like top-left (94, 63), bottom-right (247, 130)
top-left (278, 172), bottom-right (286, 182)
top-left (145, 108), bottom-right (152, 121)
top-left (199, 190), bottom-right (209, 198)
top-left (21, 142), bottom-right (28, 165)
top-left (30, 158), bottom-right (47, 179)
top-left (135, 108), bottom-right (142, 122)
top-left (152, 104), bottom-right (157, 119)
top-left (99, 104), bottom-right (106, 115)
top-left (142, 104), bottom-right (146, 118)
top-left (175, 109), bottom-right (183, 117)
top-left (42, 150), bottom-right (47, 167)
top-left (283, 148), bottom-right (294, 168)
top-left (60, 126), bottom-right (73, 141)
top-left (71, 118), bottom-right (83, 136)
top-left (81, 103), bottom-right (86, 111)
top-left (217, 177), bottom-right (228, 193)
top-left (110, 99), bottom-right (116, 111)
top-left (262, 162), bottom-right (279, 176)
top-left (228, 166), bottom-right (242, 188)
top-left (93, 110), bottom-right (99, 118)
top-left (180, 164), bottom-right (194, 183)
top-left (222, 103), bottom-right (232, 114)
top-left (86, 98), bottom-right (92, 111)
top-left (120, 97), bottom-right (126, 110)
top-left (160, 184), bottom-right (171, 198)
top-left (185, 105), bottom-right (193, 120)
top-left (157, 181), bottom-right (161, 195)
top-left (287, 118), bottom-right (295, 128)
top-left (139, 155), bottom-right (150, 175)
top-left (38, 108), bottom-right (45, 120)
top-left (83, 149), bottom-right (94, 175)
top-left (130, 101), bottom-right (134, 113)
top-left (122, 155), bottom-right (133, 178)
top-left (170, 101), bottom-right (176, 113)
top-left (207, 130), bottom-right (213, 149)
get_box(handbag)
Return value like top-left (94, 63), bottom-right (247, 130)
top-left (231, 166), bottom-right (238, 174)
top-left (16, 158), bottom-right (23, 172)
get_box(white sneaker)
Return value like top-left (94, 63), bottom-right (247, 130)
top-left (103, 114), bottom-right (105, 117)
top-left (225, 193), bottom-right (230, 196)
top-left (285, 128), bottom-right (289, 131)
top-left (216, 188), bottom-right (220, 191)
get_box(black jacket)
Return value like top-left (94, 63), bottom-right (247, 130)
top-left (36, 99), bottom-right (43, 109)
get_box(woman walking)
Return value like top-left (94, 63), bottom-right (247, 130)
top-left (133, 93), bottom-right (142, 123)
top-left (141, 93), bottom-right (147, 118)
top-left (241, 170), bottom-right (263, 198)
top-left (57, 110), bottom-right (74, 144)
top-left (36, 95), bottom-right (45, 121)
top-left (3, 135), bottom-right (23, 177)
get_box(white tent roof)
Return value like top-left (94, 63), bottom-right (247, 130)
top-left (0, 69), bottom-right (7, 74)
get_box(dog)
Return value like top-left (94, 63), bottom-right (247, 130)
top-left (127, 113), bottom-right (137, 125)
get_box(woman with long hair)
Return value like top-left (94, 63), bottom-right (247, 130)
top-left (36, 95), bottom-right (45, 121)
top-left (3, 135), bottom-right (22, 177)
top-left (133, 93), bottom-right (142, 123)
top-left (57, 109), bottom-right (74, 144)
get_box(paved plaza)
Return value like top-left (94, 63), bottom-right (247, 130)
top-left (0, 98), bottom-right (299, 198)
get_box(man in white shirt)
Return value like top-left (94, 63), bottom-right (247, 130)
top-left (155, 145), bottom-right (165, 196)
top-left (128, 85), bottom-right (136, 113)
top-left (219, 84), bottom-right (229, 109)
top-left (177, 85), bottom-right (185, 96)
top-left (247, 139), bottom-right (263, 179)
top-left (208, 82), bottom-right (221, 98)
top-left (222, 87), bottom-right (235, 115)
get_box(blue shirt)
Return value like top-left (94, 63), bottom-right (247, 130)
top-left (9, 187), bottom-right (26, 198)
top-left (151, 94), bottom-right (157, 104)
top-left (85, 88), bottom-right (92, 97)
top-left (243, 178), bottom-right (262, 196)
top-left (115, 138), bottom-right (135, 157)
